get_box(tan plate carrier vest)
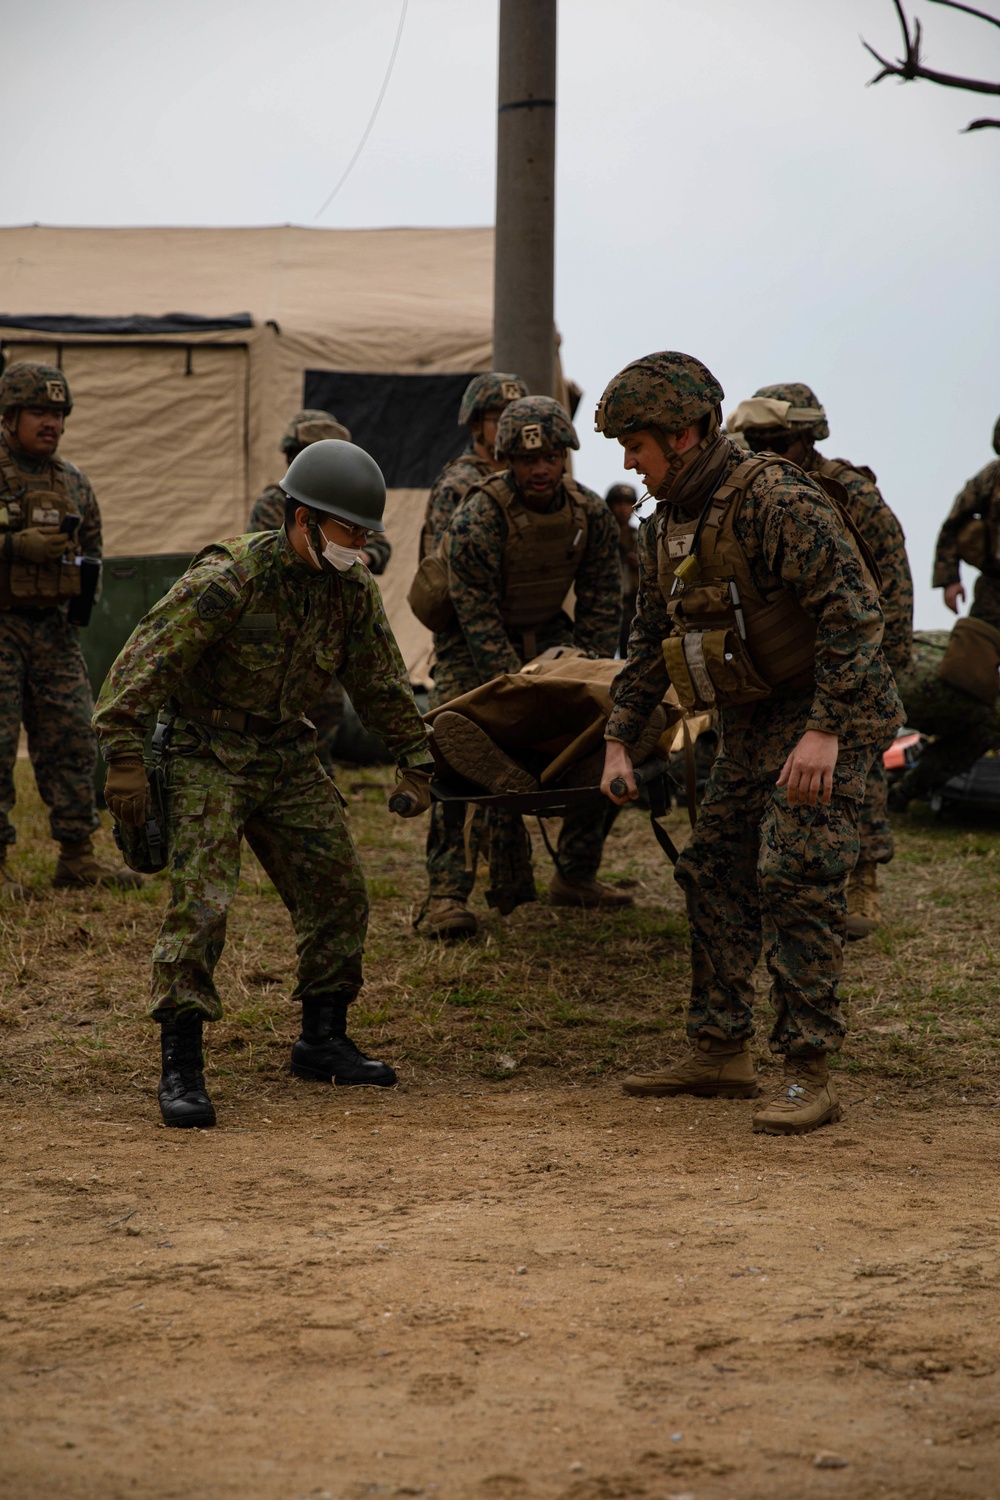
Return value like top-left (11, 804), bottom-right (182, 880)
top-left (658, 456), bottom-right (880, 713)
top-left (408, 472), bottom-right (589, 657)
top-left (0, 449), bottom-right (82, 609)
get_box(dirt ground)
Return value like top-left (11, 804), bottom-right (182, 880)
top-left (2, 769), bottom-right (1000, 1499)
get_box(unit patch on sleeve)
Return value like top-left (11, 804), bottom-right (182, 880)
top-left (197, 580), bottom-right (237, 621)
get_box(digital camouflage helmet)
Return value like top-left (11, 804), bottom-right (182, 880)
top-left (0, 361), bottom-right (73, 419)
top-left (726, 382), bottom-right (830, 444)
top-left (280, 408), bottom-right (351, 455)
top-left (495, 396), bottom-right (579, 460)
top-left (281, 439), bottom-right (387, 533)
top-left (595, 352), bottom-right (724, 439)
top-left (458, 372), bottom-right (529, 427)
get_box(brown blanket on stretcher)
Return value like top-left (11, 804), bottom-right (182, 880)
top-left (425, 653), bottom-right (686, 787)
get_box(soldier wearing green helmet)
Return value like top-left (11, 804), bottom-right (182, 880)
top-left (598, 350), bottom-right (903, 1137)
top-left (0, 359), bottom-right (140, 897)
top-left (727, 382), bottom-right (914, 941)
top-left (418, 394), bottom-right (623, 939)
top-left (249, 408), bottom-right (393, 765)
top-left (94, 438), bottom-right (432, 1130)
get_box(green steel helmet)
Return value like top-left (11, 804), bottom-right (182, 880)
top-left (747, 382), bottom-right (829, 442)
top-left (595, 352), bottom-right (724, 438)
top-left (495, 395), bottom-right (579, 459)
top-left (280, 407), bottom-right (351, 455)
top-left (458, 371), bottom-right (529, 427)
top-left (0, 361), bottom-right (73, 418)
top-left (280, 439), bottom-right (386, 532)
top-left (993, 415), bottom-right (1000, 458)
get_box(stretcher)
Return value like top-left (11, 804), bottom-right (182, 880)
top-left (392, 757), bottom-right (684, 864)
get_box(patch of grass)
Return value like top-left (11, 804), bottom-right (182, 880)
top-left (3, 760), bottom-right (1000, 1102)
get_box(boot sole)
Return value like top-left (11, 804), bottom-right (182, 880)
top-left (290, 1063), bottom-right (397, 1087)
top-left (845, 920), bottom-right (878, 941)
top-left (752, 1101), bottom-right (842, 1135)
top-left (422, 922), bottom-right (478, 941)
top-left (432, 713), bottom-right (539, 794)
top-left (160, 1107), bottom-right (216, 1128)
top-left (623, 1080), bottom-right (760, 1099)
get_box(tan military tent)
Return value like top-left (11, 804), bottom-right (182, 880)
top-left (0, 223), bottom-right (519, 680)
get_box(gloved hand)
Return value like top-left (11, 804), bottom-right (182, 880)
top-left (8, 527), bottom-right (72, 564)
top-left (104, 758), bottom-right (150, 827)
top-left (388, 766), bottom-right (433, 818)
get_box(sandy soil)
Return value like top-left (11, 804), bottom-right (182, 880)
top-left (2, 1080), bottom-right (998, 1500)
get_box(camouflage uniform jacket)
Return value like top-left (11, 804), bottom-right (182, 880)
top-left (607, 440), bottom-right (903, 749)
top-left (422, 448), bottom-right (497, 559)
top-left (440, 474), bottom-right (621, 686)
top-left (932, 458), bottom-right (1000, 588)
top-left (93, 529), bottom-right (428, 771)
top-left (248, 485), bottom-right (392, 574)
top-left (0, 436), bottom-right (102, 564)
top-left (806, 452), bottom-right (913, 676)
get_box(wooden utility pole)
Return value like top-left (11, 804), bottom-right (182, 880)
top-left (493, 0), bottom-right (557, 397)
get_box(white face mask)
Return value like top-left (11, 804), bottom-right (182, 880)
top-left (305, 521), bottom-right (363, 573)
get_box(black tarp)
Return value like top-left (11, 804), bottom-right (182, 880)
top-left (0, 312), bottom-right (253, 335)
top-left (303, 370), bottom-right (475, 489)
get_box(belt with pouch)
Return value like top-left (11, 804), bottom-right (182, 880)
top-left (181, 703), bottom-right (290, 739)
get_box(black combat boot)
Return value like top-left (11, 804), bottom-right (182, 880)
top-left (157, 1012), bottom-right (217, 1128)
top-left (291, 995), bottom-right (397, 1087)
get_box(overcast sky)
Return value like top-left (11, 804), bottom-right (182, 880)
top-left (3, 0), bottom-right (998, 626)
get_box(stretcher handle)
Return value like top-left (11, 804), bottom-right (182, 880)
top-left (609, 757), bottom-right (670, 799)
top-left (389, 791), bottom-right (417, 815)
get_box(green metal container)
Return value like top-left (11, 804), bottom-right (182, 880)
top-left (81, 553), bottom-right (193, 799)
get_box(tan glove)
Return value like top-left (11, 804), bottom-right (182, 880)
top-left (388, 766), bottom-right (433, 818)
top-left (9, 527), bottom-right (72, 564)
top-left (104, 758), bottom-right (151, 827)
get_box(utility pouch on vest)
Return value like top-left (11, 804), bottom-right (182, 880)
top-left (956, 517), bottom-right (988, 571)
top-left (662, 627), bottom-right (771, 712)
top-left (112, 719), bottom-right (170, 874)
top-left (939, 616), bottom-right (1000, 707)
top-left (0, 485), bottom-right (83, 609)
top-left (407, 540), bottom-right (456, 632)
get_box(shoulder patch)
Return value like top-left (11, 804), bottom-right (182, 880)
top-left (197, 580), bottom-right (237, 621)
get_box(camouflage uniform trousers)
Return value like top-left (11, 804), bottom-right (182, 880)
top-left (673, 694), bottom-right (874, 1059)
top-left (0, 608), bottom-right (99, 848)
top-left (970, 573), bottom-right (1000, 634)
top-left (426, 660), bottom-right (611, 914)
top-left (858, 752), bottom-right (894, 865)
top-left (151, 737), bottom-right (367, 1020)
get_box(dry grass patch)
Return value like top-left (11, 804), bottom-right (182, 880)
top-left (1, 761), bottom-right (998, 1108)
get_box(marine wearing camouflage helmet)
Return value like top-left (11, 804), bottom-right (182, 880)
top-left (419, 390), bottom-right (622, 940)
top-left (494, 395), bottom-right (579, 459)
top-left (95, 438), bottom-right (432, 1130)
top-left (458, 372), bottom-right (529, 429)
top-left (419, 372), bottom-right (530, 564)
top-left (727, 381), bottom-right (914, 940)
top-left (0, 361), bottom-right (73, 417)
top-left (0, 360), bottom-right (139, 896)
top-left (281, 408), bottom-right (351, 454)
top-left (599, 350), bottom-right (903, 1136)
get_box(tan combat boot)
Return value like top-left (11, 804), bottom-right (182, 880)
top-left (431, 712), bottom-right (539, 794)
top-left (752, 1056), bottom-right (842, 1135)
top-left (846, 860), bottom-right (880, 941)
top-left (0, 852), bottom-right (27, 901)
top-left (622, 1036), bottom-right (758, 1098)
top-left (549, 870), bottom-right (633, 909)
top-left (53, 837), bottom-right (143, 890)
top-left (422, 897), bottom-right (479, 941)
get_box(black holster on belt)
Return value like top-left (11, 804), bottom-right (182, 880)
top-left (67, 557), bottom-right (101, 627)
top-left (112, 718), bottom-right (170, 873)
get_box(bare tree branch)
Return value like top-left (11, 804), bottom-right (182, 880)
top-left (863, 0), bottom-right (1000, 131)
top-left (927, 0), bottom-right (1000, 34)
